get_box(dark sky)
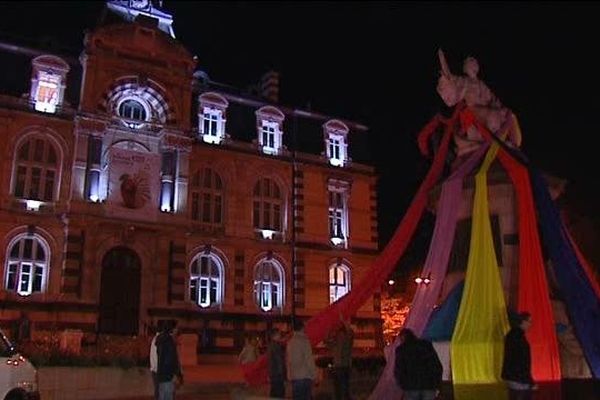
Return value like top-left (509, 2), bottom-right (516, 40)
top-left (2, 1), bottom-right (599, 249)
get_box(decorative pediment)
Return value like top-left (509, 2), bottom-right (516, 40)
top-left (199, 92), bottom-right (229, 109)
top-left (323, 119), bottom-right (349, 135)
top-left (256, 106), bottom-right (285, 122)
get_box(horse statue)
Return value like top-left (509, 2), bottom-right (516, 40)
top-left (437, 49), bottom-right (521, 158)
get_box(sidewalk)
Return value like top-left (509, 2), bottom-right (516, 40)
top-left (39, 359), bottom-right (378, 400)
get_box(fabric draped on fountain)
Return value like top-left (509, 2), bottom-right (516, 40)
top-left (468, 113), bottom-right (599, 379)
top-left (369, 144), bottom-right (488, 399)
top-left (564, 228), bottom-right (600, 299)
top-left (450, 141), bottom-right (509, 384)
top-left (465, 113), bottom-right (562, 382)
top-left (241, 106), bottom-right (461, 385)
top-left (529, 169), bottom-right (600, 378)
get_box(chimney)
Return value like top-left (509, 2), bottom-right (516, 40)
top-left (260, 70), bottom-right (280, 103)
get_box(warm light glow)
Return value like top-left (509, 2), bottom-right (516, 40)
top-left (415, 277), bottom-right (423, 284)
top-left (202, 134), bottom-right (222, 145)
top-left (260, 229), bottom-right (276, 240)
top-left (423, 277), bottom-right (431, 285)
top-left (329, 158), bottom-right (344, 167)
top-left (330, 236), bottom-right (344, 246)
top-left (25, 200), bottom-right (42, 211)
top-left (381, 292), bottom-right (411, 345)
top-left (160, 182), bottom-right (172, 212)
top-left (388, 279), bottom-right (395, 286)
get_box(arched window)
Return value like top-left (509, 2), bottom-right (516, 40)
top-left (253, 178), bottom-right (283, 232)
top-left (119, 99), bottom-right (147, 121)
top-left (329, 263), bottom-right (351, 303)
top-left (13, 136), bottom-right (59, 201)
top-left (5, 234), bottom-right (49, 296)
top-left (254, 259), bottom-right (284, 312)
top-left (189, 251), bottom-right (224, 308)
top-left (118, 98), bottom-right (148, 129)
top-left (190, 168), bottom-right (223, 224)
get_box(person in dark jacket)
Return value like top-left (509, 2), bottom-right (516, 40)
top-left (326, 315), bottom-right (354, 400)
top-left (267, 328), bottom-right (287, 399)
top-left (394, 328), bottom-right (442, 400)
top-left (156, 320), bottom-right (183, 400)
top-left (502, 312), bottom-right (537, 394)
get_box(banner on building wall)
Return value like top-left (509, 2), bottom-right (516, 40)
top-left (106, 147), bottom-right (160, 221)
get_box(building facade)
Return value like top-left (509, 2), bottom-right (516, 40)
top-left (0, 1), bottom-right (381, 354)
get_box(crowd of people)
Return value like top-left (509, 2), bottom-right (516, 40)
top-left (149, 310), bottom-right (536, 400)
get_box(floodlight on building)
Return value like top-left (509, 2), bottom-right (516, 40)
top-left (25, 200), bottom-right (42, 211)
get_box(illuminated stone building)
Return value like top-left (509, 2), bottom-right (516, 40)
top-left (0, 1), bottom-right (381, 353)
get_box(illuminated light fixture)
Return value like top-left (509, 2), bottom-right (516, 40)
top-left (261, 229), bottom-right (276, 240)
top-left (388, 279), bottom-right (395, 286)
top-left (330, 236), bottom-right (344, 246)
top-left (160, 182), bottom-right (172, 213)
top-left (25, 200), bottom-right (42, 211)
top-left (329, 157), bottom-right (344, 167)
top-left (415, 273), bottom-right (432, 285)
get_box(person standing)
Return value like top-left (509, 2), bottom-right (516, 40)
top-left (149, 325), bottom-right (161, 400)
top-left (502, 312), bottom-right (537, 395)
top-left (287, 318), bottom-right (317, 400)
top-left (329, 316), bottom-right (354, 400)
top-left (238, 335), bottom-right (259, 365)
top-left (156, 320), bottom-right (183, 400)
top-left (394, 328), bottom-right (443, 400)
top-left (267, 328), bottom-right (287, 399)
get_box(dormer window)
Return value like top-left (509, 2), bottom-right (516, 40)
top-left (30, 55), bottom-right (70, 114)
top-left (324, 120), bottom-right (349, 167)
top-left (256, 106), bottom-right (285, 156)
top-left (198, 93), bottom-right (228, 145)
top-left (34, 72), bottom-right (59, 113)
top-left (260, 121), bottom-right (279, 154)
top-left (201, 108), bottom-right (223, 144)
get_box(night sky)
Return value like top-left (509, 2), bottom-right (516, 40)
top-left (2, 2), bottom-right (599, 265)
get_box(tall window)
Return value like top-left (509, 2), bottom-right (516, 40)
top-left (262, 122), bottom-right (276, 148)
top-left (327, 134), bottom-right (347, 167)
top-left (254, 259), bottom-right (284, 312)
top-left (34, 72), bottom-right (60, 113)
top-left (5, 234), bottom-right (49, 296)
top-left (199, 93), bottom-right (228, 145)
top-left (189, 252), bottom-right (223, 308)
top-left (256, 106), bottom-right (284, 155)
top-left (260, 121), bottom-right (281, 155)
top-left (13, 136), bottom-right (59, 202)
top-left (253, 178), bottom-right (283, 232)
top-left (190, 168), bottom-right (223, 224)
top-left (329, 264), bottom-right (351, 303)
top-left (201, 108), bottom-right (224, 144)
top-left (323, 120), bottom-right (349, 167)
top-left (328, 184), bottom-right (349, 246)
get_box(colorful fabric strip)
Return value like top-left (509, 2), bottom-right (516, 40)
top-left (450, 142), bottom-right (510, 384)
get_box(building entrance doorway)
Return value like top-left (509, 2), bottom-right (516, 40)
top-left (98, 247), bottom-right (141, 335)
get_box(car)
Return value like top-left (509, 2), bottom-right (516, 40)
top-left (0, 330), bottom-right (39, 400)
